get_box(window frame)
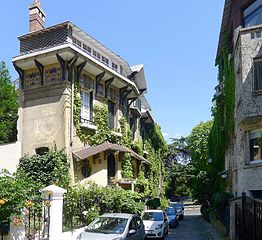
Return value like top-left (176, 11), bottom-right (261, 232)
top-left (248, 129), bottom-right (262, 164)
top-left (80, 89), bottom-right (93, 122)
top-left (243, 0), bottom-right (262, 27)
top-left (253, 58), bottom-right (262, 92)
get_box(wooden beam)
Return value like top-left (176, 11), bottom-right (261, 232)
top-left (34, 59), bottom-right (44, 86)
top-left (56, 54), bottom-right (66, 81)
top-left (105, 77), bottom-right (114, 98)
top-left (13, 64), bottom-right (25, 90)
top-left (95, 71), bottom-right (105, 94)
top-left (76, 61), bottom-right (87, 82)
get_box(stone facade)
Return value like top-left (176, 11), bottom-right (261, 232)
top-left (13, 7), bottom-right (152, 186)
top-left (225, 24), bottom-right (262, 197)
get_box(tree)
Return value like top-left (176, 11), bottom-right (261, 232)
top-left (187, 120), bottom-right (214, 204)
top-left (165, 163), bottom-right (194, 199)
top-left (0, 61), bottom-right (18, 144)
top-left (165, 137), bottom-right (190, 170)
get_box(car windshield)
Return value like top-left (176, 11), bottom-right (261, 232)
top-left (142, 212), bottom-right (163, 221)
top-left (165, 209), bottom-right (176, 215)
top-left (86, 217), bottom-right (128, 234)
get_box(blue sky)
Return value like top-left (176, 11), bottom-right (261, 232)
top-left (0, 0), bottom-right (224, 142)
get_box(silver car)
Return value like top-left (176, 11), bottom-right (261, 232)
top-left (77, 213), bottom-right (146, 240)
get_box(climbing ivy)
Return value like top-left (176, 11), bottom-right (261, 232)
top-left (209, 30), bottom-right (235, 192)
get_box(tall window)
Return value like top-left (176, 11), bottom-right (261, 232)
top-left (108, 101), bottom-right (115, 130)
top-left (254, 59), bottom-right (262, 91)
top-left (80, 90), bottom-right (93, 122)
top-left (249, 130), bottom-right (262, 162)
top-left (244, 0), bottom-right (262, 27)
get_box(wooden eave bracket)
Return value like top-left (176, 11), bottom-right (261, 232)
top-left (13, 64), bottom-right (25, 90)
top-left (95, 71), bottom-right (105, 94)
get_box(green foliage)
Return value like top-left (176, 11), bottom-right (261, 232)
top-left (132, 139), bottom-right (143, 155)
top-left (209, 29), bottom-right (235, 194)
top-left (121, 153), bottom-right (133, 180)
top-left (211, 191), bottom-right (233, 209)
top-left (135, 170), bottom-right (149, 197)
top-left (146, 124), bottom-right (168, 155)
top-left (64, 182), bottom-right (145, 230)
top-left (17, 149), bottom-right (70, 188)
top-left (146, 198), bottom-right (161, 209)
top-left (0, 61), bottom-right (18, 144)
top-left (160, 198), bottom-right (168, 210)
top-left (165, 164), bottom-right (194, 198)
top-left (118, 117), bottom-right (132, 148)
top-left (187, 121), bottom-right (214, 204)
top-left (0, 171), bottom-right (41, 222)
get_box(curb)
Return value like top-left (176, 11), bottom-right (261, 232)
top-left (199, 217), bottom-right (222, 240)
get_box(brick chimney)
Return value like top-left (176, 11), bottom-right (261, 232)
top-left (29, 0), bottom-right (46, 32)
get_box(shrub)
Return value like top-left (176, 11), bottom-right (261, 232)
top-left (0, 170), bottom-right (41, 222)
top-left (146, 198), bottom-right (161, 209)
top-left (17, 149), bottom-right (70, 188)
top-left (63, 182), bottom-right (145, 230)
top-left (212, 191), bottom-right (233, 209)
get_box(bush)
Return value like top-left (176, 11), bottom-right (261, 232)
top-left (0, 170), bottom-right (41, 222)
top-left (17, 149), bottom-right (70, 188)
top-left (146, 198), bottom-right (161, 209)
top-left (63, 182), bottom-right (145, 230)
top-left (212, 191), bottom-right (233, 209)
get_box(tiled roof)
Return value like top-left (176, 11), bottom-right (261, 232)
top-left (73, 141), bottom-right (151, 165)
top-left (73, 142), bottom-right (129, 160)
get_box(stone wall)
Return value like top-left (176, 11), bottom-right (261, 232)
top-left (0, 142), bottom-right (21, 173)
top-left (229, 25), bottom-right (262, 196)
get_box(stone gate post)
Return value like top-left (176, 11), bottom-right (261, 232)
top-left (41, 184), bottom-right (67, 240)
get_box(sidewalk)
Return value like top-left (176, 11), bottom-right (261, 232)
top-left (199, 217), bottom-right (222, 240)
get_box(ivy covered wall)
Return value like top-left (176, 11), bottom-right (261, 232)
top-left (209, 30), bottom-right (235, 193)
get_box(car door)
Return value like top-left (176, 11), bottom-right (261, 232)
top-left (135, 216), bottom-right (145, 240)
top-left (127, 217), bottom-right (138, 240)
top-left (163, 211), bottom-right (169, 232)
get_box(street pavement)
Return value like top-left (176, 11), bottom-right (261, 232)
top-left (165, 208), bottom-right (222, 240)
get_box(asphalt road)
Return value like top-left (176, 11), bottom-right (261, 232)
top-left (165, 208), bottom-right (212, 240)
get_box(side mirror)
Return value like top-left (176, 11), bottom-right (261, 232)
top-left (129, 229), bottom-right (136, 235)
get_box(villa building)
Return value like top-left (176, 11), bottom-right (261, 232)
top-left (217, 0), bottom-right (262, 199)
top-left (12, 0), bottom-right (155, 187)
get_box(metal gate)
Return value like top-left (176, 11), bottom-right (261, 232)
top-left (234, 192), bottom-right (262, 240)
top-left (24, 195), bottom-right (51, 240)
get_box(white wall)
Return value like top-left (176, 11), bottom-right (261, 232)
top-left (0, 142), bottom-right (21, 173)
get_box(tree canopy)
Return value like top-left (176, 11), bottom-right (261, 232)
top-left (0, 61), bottom-right (18, 144)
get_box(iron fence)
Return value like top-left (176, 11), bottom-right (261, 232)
top-left (233, 192), bottom-right (262, 240)
top-left (24, 195), bottom-right (51, 240)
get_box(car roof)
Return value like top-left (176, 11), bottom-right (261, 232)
top-left (101, 213), bottom-right (136, 218)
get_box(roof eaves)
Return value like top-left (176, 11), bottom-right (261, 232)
top-left (216, 0), bottom-right (232, 65)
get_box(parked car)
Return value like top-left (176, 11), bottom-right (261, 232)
top-left (165, 208), bottom-right (179, 228)
top-left (141, 209), bottom-right (169, 239)
top-left (77, 213), bottom-right (146, 240)
top-left (169, 202), bottom-right (184, 220)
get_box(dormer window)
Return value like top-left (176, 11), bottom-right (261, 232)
top-left (83, 44), bottom-right (91, 55)
top-left (112, 62), bottom-right (118, 71)
top-left (244, 0), bottom-right (262, 27)
top-left (93, 50), bottom-right (101, 60)
top-left (102, 56), bottom-right (109, 65)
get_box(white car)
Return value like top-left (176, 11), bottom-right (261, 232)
top-left (141, 210), bottom-right (169, 239)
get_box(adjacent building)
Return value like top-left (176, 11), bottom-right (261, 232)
top-left (11, 0), bottom-right (156, 187)
top-left (216, 0), bottom-right (262, 199)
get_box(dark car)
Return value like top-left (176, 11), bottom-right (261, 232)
top-left (165, 208), bottom-right (179, 228)
top-left (169, 202), bottom-right (184, 220)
